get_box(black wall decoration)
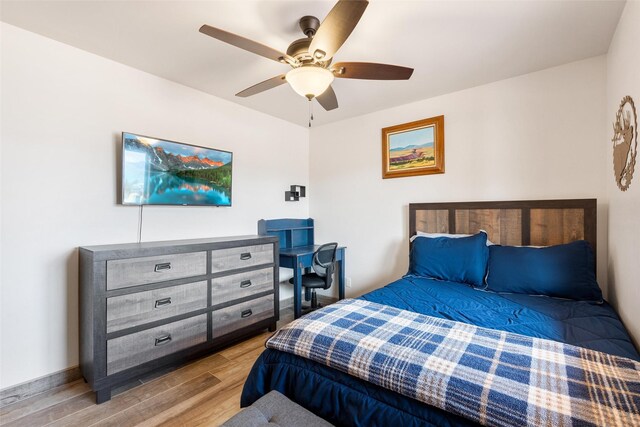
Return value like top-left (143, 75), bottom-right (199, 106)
top-left (285, 185), bottom-right (306, 201)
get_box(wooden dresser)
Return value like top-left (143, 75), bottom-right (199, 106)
top-left (79, 235), bottom-right (279, 403)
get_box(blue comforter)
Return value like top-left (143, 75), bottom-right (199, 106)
top-left (241, 277), bottom-right (639, 426)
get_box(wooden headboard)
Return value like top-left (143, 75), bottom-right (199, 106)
top-left (409, 199), bottom-right (597, 261)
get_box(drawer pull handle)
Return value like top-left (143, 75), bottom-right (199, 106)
top-left (154, 334), bottom-right (172, 346)
top-left (241, 309), bottom-right (253, 318)
top-left (155, 297), bottom-right (172, 308)
top-left (240, 252), bottom-right (252, 260)
top-left (240, 280), bottom-right (252, 288)
top-left (154, 262), bottom-right (172, 272)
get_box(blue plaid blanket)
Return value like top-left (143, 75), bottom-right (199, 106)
top-left (266, 299), bottom-right (640, 426)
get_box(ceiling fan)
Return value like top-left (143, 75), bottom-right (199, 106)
top-left (199, 0), bottom-right (413, 113)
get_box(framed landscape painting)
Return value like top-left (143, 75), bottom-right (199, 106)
top-left (381, 115), bottom-right (444, 179)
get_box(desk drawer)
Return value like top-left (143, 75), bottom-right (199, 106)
top-left (211, 295), bottom-right (274, 339)
top-left (210, 244), bottom-right (273, 273)
top-left (107, 314), bottom-right (207, 375)
top-left (106, 281), bottom-right (207, 333)
top-left (106, 252), bottom-right (206, 290)
top-left (211, 268), bottom-right (273, 306)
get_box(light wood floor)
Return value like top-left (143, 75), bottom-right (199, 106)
top-left (0, 330), bottom-right (272, 427)
top-left (0, 298), bottom-right (334, 427)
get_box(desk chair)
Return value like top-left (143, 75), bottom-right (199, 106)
top-left (288, 242), bottom-right (338, 310)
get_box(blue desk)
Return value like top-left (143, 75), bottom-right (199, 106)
top-left (259, 218), bottom-right (346, 319)
top-left (280, 245), bottom-right (346, 319)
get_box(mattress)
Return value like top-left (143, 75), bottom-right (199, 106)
top-left (241, 277), bottom-right (639, 426)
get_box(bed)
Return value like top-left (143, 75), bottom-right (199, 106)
top-left (241, 199), bottom-right (640, 426)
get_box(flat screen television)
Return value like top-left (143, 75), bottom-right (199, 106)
top-left (121, 132), bottom-right (232, 206)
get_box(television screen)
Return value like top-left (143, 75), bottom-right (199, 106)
top-left (122, 132), bottom-right (232, 206)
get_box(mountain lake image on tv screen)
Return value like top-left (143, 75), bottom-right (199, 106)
top-left (122, 133), bottom-right (232, 206)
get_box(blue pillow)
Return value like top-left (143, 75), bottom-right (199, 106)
top-left (408, 231), bottom-right (489, 287)
top-left (486, 241), bottom-right (602, 301)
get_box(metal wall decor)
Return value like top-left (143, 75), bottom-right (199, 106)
top-left (285, 185), bottom-right (306, 201)
top-left (612, 95), bottom-right (637, 191)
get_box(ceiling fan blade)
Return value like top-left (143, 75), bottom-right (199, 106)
top-left (316, 85), bottom-right (339, 111)
top-left (332, 62), bottom-right (414, 80)
top-left (309, 0), bottom-right (368, 61)
top-left (236, 74), bottom-right (287, 97)
top-left (200, 24), bottom-right (296, 65)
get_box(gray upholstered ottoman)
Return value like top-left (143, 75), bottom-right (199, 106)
top-left (222, 390), bottom-right (333, 427)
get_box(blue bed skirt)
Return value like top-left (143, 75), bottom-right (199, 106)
top-left (241, 277), bottom-right (639, 426)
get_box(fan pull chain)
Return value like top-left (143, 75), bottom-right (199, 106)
top-left (308, 99), bottom-right (314, 127)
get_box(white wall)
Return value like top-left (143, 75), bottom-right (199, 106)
top-left (0, 23), bottom-right (309, 389)
top-left (309, 57), bottom-right (608, 299)
top-left (606, 1), bottom-right (640, 347)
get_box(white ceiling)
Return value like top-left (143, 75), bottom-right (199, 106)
top-left (0, 0), bottom-right (625, 127)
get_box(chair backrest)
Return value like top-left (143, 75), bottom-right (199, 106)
top-left (312, 242), bottom-right (338, 289)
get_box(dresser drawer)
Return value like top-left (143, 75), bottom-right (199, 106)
top-left (106, 281), bottom-right (207, 333)
top-left (211, 268), bottom-right (273, 306)
top-left (107, 314), bottom-right (207, 375)
top-left (211, 295), bottom-right (274, 339)
top-left (106, 252), bottom-right (206, 290)
top-left (210, 244), bottom-right (273, 273)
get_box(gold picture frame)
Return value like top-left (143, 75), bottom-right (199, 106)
top-left (382, 115), bottom-right (444, 179)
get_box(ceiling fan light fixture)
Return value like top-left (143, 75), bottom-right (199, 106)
top-left (286, 66), bottom-right (334, 99)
